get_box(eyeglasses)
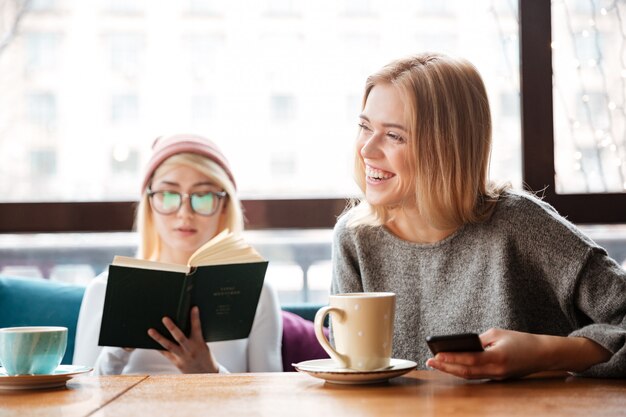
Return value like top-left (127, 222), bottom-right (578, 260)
top-left (147, 189), bottom-right (227, 216)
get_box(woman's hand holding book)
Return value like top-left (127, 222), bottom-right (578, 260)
top-left (147, 306), bottom-right (220, 373)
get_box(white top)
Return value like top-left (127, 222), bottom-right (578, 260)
top-left (73, 271), bottom-right (283, 375)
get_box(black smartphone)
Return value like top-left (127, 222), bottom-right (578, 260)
top-left (426, 333), bottom-right (484, 355)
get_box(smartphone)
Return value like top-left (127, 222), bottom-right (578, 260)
top-left (426, 333), bottom-right (484, 355)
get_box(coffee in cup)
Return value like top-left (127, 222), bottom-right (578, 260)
top-left (0, 326), bottom-right (68, 376)
top-left (314, 292), bottom-right (395, 371)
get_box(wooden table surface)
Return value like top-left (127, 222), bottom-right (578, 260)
top-left (0, 375), bottom-right (147, 417)
top-left (2, 371), bottom-right (626, 417)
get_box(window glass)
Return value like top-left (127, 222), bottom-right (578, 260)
top-left (191, 95), bottom-right (215, 125)
top-left (108, 33), bottom-right (145, 76)
top-left (25, 33), bottom-right (61, 72)
top-left (30, 148), bottom-right (56, 176)
top-left (111, 94), bottom-right (139, 125)
top-left (106, 0), bottom-right (143, 14)
top-left (26, 92), bottom-right (57, 128)
top-left (552, 0), bottom-right (625, 193)
top-left (28, 0), bottom-right (57, 12)
top-left (0, 0), bottom-right (520, 202)
top-left (270, 95), bottom-right (297, 121)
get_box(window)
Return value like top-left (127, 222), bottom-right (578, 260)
top-left (0, 1), bottom-right (546, 231)
top-left (24, 33), bottom-right (60, 72)
top-left (111, 94), bottom-right (139, 125)
top-left (30, 148), bottom-right (56, 176)
top-left (415, 33), bottom-right (458, 56)
top-left (573, 31), bottom-right (602, 63)
top-left (28, 0), bottom-right (56, 12)
top-left (107, 0), bottom-right (143, 14)
top-left (575, 92), bottom-right (609, 130)
top-left (346, 94), bottom-right (360, 122)
top-left (191, 95), bottom-right (215, 125)
top-left (499, 92), bottom-right (520, 119)
top-left (270, 152), bottom-right (296, 177)
top-left (270, 95), bottom-right (296, 122)
top-left (551, 1), bottom-right (625, 196)
top-left (521, 0), bottom-right (626, 223)
top-left (260, 33), bottom-right (303, 83)
top-left (108, 33), bottom-right (145, 77)
top-left (26, 93), bottom-right (56, 129)
top-left (184, 34), bottom-right (224, 79)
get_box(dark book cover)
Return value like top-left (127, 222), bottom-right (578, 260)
top-left (98, 261), bottom-right (268, 350)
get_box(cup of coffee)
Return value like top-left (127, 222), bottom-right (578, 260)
top-left (0, 326), bottom-right (68, 375)
top-left (314, 292), bottom-right (395, 371)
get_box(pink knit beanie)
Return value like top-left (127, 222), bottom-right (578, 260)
top-left (141, 134), bottom-right (236, 192)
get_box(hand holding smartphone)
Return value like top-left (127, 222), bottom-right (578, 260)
top-left (426, 333), bottom-right (484, 355)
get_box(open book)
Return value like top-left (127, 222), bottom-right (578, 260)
top-left (98, 230), bottom-right (268, 350)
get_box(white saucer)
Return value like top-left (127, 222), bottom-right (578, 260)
top-left (293, 358), bottom-right (417, 385)
top-left (0, 365), bottom-right (93, 390)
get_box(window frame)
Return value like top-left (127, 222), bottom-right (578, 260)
top-left (520, 0), bottom-right (626, 224)
top-left (0, 199), bottom-right (348, 232)
top-left (1, 0), bottom-right (624, 234)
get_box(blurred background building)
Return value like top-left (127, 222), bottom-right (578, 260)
top-left (0, 0), bottom-right (521, 202)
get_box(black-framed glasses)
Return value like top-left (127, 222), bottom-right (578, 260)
top-left (147, 189), bottom-right (227, 216)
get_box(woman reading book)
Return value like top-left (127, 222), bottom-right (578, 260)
top-left (332, 52), bottom-right (626, 379)
top-left (74, 133), bottom-right (282, 374)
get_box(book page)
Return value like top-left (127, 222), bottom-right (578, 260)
top-left (113, 255), bottom-right (190, 273)
top-left (188, 229), bottom-right (264, 267)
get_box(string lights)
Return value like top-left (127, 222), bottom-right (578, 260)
top-left (552, 0), bottom-right (626, 192)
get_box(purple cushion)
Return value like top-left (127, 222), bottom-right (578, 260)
top-left (281, 310), bottom-right (330, 372)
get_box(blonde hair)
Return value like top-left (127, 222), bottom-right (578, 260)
top-left (135, 153), bottom-right (243, 261)
top-left (349, 52), bottom-right (508, 229)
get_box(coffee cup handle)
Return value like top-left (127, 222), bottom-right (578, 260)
top-left (314, 306), bottom-right (348, 369)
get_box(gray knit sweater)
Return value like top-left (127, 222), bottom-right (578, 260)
top-left (331, 191), bottom-right (626, 377)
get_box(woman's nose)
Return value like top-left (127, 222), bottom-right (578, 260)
top-left (359, 133), bottom-right (382, 159)
top-left (176, 195), bottom-right (194, 218)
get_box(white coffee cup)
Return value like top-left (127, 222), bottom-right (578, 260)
top-left (314, 292), bottom-right (395, 371)
top-left (0, 326), bottom-right (67, 375)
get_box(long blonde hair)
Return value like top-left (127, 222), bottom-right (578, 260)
top-left (135, 153), bottom-right (243, 261)
top-left (349, 52), bottom-right (507, 229)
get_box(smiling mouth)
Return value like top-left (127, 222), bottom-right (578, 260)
top-left (365, 165), bottom-right (395, 182)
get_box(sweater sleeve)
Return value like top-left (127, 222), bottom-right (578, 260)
top-left (93, 347), bottom-right (131, 375)
top-left (569, 249), bottom-right (626, 377)
top-left (331, 215), bottom-right (364, 295)
top-left (73, 272), bottom-right (107, 367)
top-left (246, 281), bottom-right (283, 372)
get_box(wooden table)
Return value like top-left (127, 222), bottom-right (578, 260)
top-left (0, 375), bottom-right (147, 417)
top-left (2, 371), bottom-right (626, 417)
